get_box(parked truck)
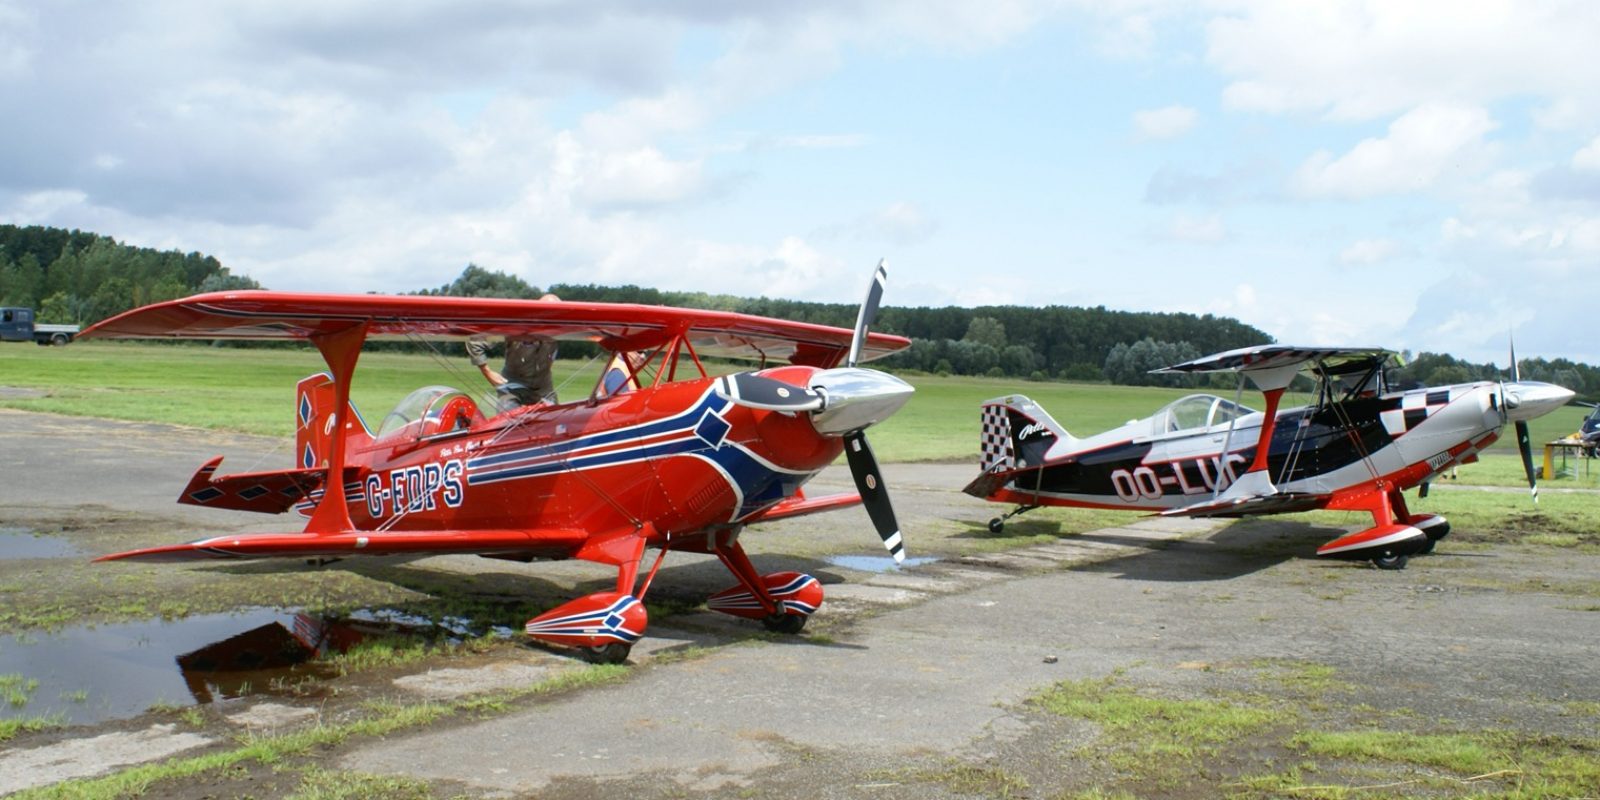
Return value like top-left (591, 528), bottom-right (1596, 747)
top-left (0, 307), bottom-right (79, 345)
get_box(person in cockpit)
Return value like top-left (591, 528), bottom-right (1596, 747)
top-left (466, 293), bottom-right (561, 408)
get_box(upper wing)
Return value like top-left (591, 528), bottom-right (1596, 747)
top-left (1155, 345), bottom-right (1393, 375)
top-left (79, 291), bottom-right (911, 367)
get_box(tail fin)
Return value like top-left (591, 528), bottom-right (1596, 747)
top-left (294, 373), bottom-right (372, 470)
top-left (978, 395), bottom-right (1075, 473)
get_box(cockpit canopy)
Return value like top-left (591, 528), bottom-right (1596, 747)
top-left (1150, 394), bottom-right (1256, 435)
top-left (376, 386), bottom-right (483, 440)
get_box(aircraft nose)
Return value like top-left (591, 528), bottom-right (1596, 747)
top-left (808, 367), bottom-right (915, 436)
top-left (1504, 381), bottom-right (1576, 422)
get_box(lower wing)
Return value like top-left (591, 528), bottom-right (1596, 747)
top-left (1159, 491), bottom-right (1329, 518)
top-left (742, 491), bottom-right (861, 524)
top-left (94, 528), bottom-right (591, 563)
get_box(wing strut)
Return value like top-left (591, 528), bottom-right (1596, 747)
top-left (1221, 361), bottom-right (1301, 498)
top-left (305, 321), bottom-right (369, 534)
top-left (1246, 387), bottom-right (1285, 476)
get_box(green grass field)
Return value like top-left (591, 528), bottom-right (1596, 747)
top-left (0, 341), bottom-right (1592, 468)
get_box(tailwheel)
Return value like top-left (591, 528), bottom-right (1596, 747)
top-left (1371, 552), bottom-right (1408, 570)
top-left (987, 504), bottom-right (1038, 534)
top-left (762, 613), bottom-right (807, 635)
top-left (579, 642), bottom-right (632, 664)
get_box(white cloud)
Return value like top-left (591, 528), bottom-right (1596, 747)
top-left (1574, 135), bottom-right (1600, 172)
top-left (1206, 1), bottom-right (1600, 121)
top-left (553, 136), bottom-right (707, 209)
top-left (1132, 104), bottom-right (1197, 140)
top-left (0, 1), bottom-right (1065, 301)
top-left (818, 201), bottom-right (940, 246)
top-left (1337, 237), bottom-right (1402, 266)
top-left (1164, 212), bottom-right (1226, 243)
top-left (1292, 104), bottom-right (1495, 199)
top-left (770, 134), bottom-right (869, 150)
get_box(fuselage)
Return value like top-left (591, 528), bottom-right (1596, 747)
top-left (315, 365), bottom-right (843, 553)
top-left (978, 380), bottom-right (1566, 513)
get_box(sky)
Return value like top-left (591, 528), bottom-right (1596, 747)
top-left (2, 1), bottom-right (1598, 364)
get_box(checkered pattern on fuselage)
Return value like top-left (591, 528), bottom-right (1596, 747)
top-left (1379, 388), bottom-right (1456, 437)
top-left (980, 404), bottom-right (1014, 473)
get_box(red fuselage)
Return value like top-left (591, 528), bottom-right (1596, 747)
top-left (328, 365), bottom-right (840, 555)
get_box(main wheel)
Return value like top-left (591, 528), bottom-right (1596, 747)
top-left (1415, 538), bottom-right (1436, 555)
top-left (1372, 553), bottom-right (1408, 570)
top-left (579, 642), bottom-right (632, 664)
top-left (988, 517), bottom-right (1005, 534)
top-left (50, 333), bottom-right (68, 346)
top-left (762, 613), bottom-right (807, 634)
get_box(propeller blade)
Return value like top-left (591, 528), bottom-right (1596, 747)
top-left (1509, 334), bottom-right (1520, 382)
top-left (1516, 419), bottom-right (1538, 504)
top-left (846, 259), bottom-right (888, 368)
top-left (842, 431), bottom-right (904, 563)
top-left (714, 372), bottom-right (825, 412)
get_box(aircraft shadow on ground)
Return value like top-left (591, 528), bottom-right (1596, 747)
top-left (202, 552), bottom-right (864, 654)
top-left (1064, 518), bottom-right (1355, 582)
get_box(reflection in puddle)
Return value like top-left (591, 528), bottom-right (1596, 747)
top-left (825, 555), bottom-right (939, 573)
top-left (0, 528), bottom-right (82, 559)
top-left (0, 608), bottom-right (506, 726)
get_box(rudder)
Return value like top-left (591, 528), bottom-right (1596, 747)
top-left (978, 395), bottom-right (1074, 474)
top-left (295, 373), bottom-right (372, 470)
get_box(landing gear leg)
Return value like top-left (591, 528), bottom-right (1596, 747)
top-left (1319, 482), bottom-right (1427, 568)
top-left (988, 504), bottom-right (1038, 534)
top-left (707, 531), bottom-right (821, 634)
top-left (712, 535), bottom-right (782, 618)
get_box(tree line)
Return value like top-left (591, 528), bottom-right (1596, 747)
top-left (543, 278), bottom-right (1270, 383)
top-left (6, 228), bottom-right (1599, 398)
top-left (0, 224), bottom-right (258, 325)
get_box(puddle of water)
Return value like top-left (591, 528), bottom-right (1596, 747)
top-left (825, 555), bottom-right (939, 573)
top-left (0, 528), bottom-right (83, 560)
top-left (0, 608), bottom-right (507, 726)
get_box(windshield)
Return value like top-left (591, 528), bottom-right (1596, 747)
top-left (1151, 394), bottom-right (1256, 434)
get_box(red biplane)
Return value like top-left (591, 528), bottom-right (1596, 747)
top-left (84, 264), bottom-right (914, 662)
top-left (966, 345), bottom-right (1572, 569)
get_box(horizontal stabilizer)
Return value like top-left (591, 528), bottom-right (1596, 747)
top-left (93, 528), bottom-right (592, 563)
top-left (178, 456), bottom-right (350, 514)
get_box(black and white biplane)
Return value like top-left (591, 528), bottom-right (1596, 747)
top-left (965, 345), bottom-right (1573, 569)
